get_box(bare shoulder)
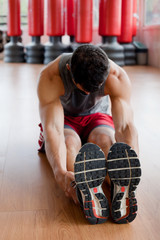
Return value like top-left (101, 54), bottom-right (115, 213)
top-left (37, 55), bottom-right (65, 105)
top-left (104, 59), bottom-right (132, 98)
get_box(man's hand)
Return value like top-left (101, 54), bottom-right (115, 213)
top-left (56, 171), bottom-right (79, 205)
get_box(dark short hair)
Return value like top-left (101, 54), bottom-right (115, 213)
top-left (70, 44), bottom-right (110, 92)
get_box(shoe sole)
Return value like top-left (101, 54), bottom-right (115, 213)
top-left (107, 142), bottom-right (141, 224)
top-left (74, 143), bottom-right (109, 224)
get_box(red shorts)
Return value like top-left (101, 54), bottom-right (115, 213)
top-left (38, 113), bottom-right (114, 152)
top-left (64, 113), bottom-right (114, 141)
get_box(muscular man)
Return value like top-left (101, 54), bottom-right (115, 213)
top-left (37, 45), bottom-right (141, 224)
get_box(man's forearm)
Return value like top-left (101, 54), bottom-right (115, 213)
top-left (115, 123), bottom-right (139, 155)
top-left (44, 128), bottom-right (67, 179)
top-left (43, 128), bottom-right (78, 203)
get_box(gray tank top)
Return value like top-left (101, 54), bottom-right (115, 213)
top-left (59, 53), bottom-right (110, 116)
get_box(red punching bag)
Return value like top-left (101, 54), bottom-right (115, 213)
top-left (132, 0), bottom-right (137, 36)
top-left (99, 0), bottom-right (122, 36)
top-left (118, 0), bottom-right (133, 43)
top-left (7, 0), bottom-right (21, 36)
top-left (28, 0), bottom-right (44, 36)
top-left (46, 0), bottom-right (65, 36)
top-left (67, 0), bottom-right (75, 36)
top-left (75, 0), bottom-right (93, 43)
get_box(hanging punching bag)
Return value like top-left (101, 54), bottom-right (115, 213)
top-left (99, 0), bottom-right (124, 67)
top-left (118, 0), bottom-right (136, 65)
top-left (4, 0), bottom-right (25, 62)
top-left (28, 0), bottom-right (44, 36)
top-left (7, 0), bottom-right (21, 36)
top-left (44, 0), bottom-right (71, 64)
top-left (46, 0), bottom-right (65, 36)
top-left (118, 0), bottom-right (133, 43)
top-left (67, 0), bottom-right (75, 38)
top-left (75, 0), bottom-right (93, 43)
top-left (26, 0), bottom-right (44, 63)
top-left (132, 0), bottom-right (137, 37)
top-left (99, 0), bottom-right (122, 37)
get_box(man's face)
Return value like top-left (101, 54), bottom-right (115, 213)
top-left (72, 79), bottom-right (90, 95)
top-left (66, 63), bottom-right (90, 95)
top-left (66, 63), bottom-right (104, 95)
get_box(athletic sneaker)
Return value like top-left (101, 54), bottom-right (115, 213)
top-left (107, 142), bottom-right (141, 224)
top-left (74, 143), bottom-right (109, 224)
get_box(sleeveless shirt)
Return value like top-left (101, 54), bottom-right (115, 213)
top-left (59, 53), bottom-right (110, 117)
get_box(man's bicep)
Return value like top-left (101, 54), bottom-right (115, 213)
top-left (37, 56), bottom-right (63, 107)
top-left (37, 70), bottom-right (57, 107)
top-left (109, 68), bottom-right (132, 120)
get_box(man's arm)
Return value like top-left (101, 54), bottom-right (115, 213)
top-left (106, 61), bottom-right (139, 154)
top-left (37, 58), bottom-right (78, 203)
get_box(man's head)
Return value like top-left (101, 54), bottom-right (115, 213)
top-left (70, 44), bottom-right (110, 93)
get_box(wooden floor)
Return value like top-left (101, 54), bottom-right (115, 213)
top-left (0, 60), bottom-right (160, 240)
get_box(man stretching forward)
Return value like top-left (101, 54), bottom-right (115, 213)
top-left (37, 45), bottom-right (141, 224)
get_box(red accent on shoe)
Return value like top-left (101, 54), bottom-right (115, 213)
top-left (92, 208), bottom-right (107, 219)
top-left (84, 200), bottom-right (107, 219)
top-left (93, 187), bottom-right (98, 193)
top-left (115, 198), bottom-right (130, 222)
top-left (121, 186), bottom-right (125, 192)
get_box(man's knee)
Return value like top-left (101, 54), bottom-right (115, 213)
top-left (87, 127), bottom-right (115, 154)
top-left (89, 132), bottom-right (112, 147)
top-left (65, 130), bottom-right (82, 152)
top-left (99, 133), bottom-right (113, 148)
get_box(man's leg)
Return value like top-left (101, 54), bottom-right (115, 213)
top-left (88, 126), bottom-right (141, 224)
top-left (107, 142), bottom-right (141, 223)
top-left (87, 126), bottom-right (115, 159)
top-left (87, 126), bottom-right (115, 200)
top-left (74, 142), bottom-right (110, 224)
top-left (64, 127), bottom-right (110, 224)
top-left (59, 128), bottom-right (82, 204)
top-left (64, 128), bottom-right (82, 172)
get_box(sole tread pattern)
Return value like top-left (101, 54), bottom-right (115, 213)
top-left (74, 143), bottom-right (109, 224)
top-left (107, 142), bottom-right (141, 224)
